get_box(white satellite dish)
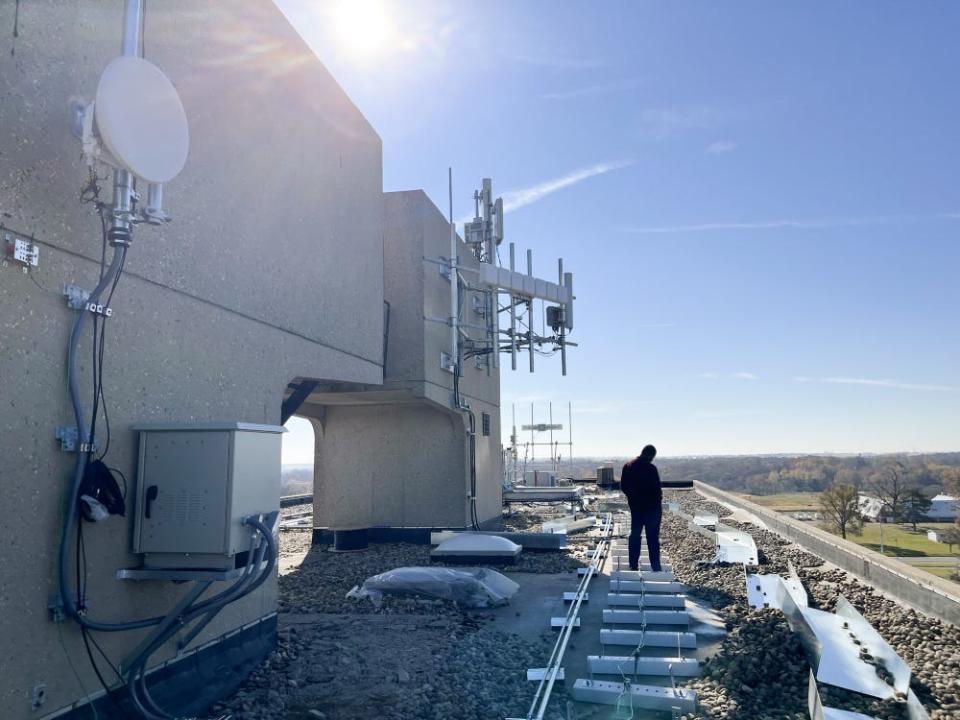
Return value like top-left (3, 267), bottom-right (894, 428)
top-left (95, 56), bottom-right (189, 184)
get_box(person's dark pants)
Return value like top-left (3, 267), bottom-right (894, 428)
top-left (628, 505), bottom-right (662, 571)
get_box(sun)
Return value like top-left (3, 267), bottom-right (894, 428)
top-left (329, 0), bottom-right (395, 59)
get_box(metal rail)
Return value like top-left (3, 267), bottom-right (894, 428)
top-left (279, 493), bottom-right (313, 508)
top-left (516, 512), bottom-right (613, 720)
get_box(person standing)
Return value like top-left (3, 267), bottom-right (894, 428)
top-left (620, 445), bottom-right (663, 572)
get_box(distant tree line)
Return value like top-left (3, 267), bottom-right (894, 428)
top-left (657, 453), bottom-right (960, 498)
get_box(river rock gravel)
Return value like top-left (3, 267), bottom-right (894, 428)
top-left (216, 493), bottom-right (958, 719)
top-left (659, 489), bottom-right (960, 720)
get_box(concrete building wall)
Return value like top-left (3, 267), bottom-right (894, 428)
top-left (313, 405), bottom-right (468, 529)
top-left (0, 2), bottom-right (383, 717)
top-left (309, 191), bottom-right (503, 532)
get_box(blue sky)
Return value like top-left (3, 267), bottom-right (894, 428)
top-left (276, 1), bottom-right (960, 460)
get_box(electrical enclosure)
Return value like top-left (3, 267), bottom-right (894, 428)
top-left (132, 422), bottom-right (284, 569)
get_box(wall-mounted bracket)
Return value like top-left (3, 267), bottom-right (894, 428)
top-left (31, 683), bottom-right (46, 710)
top-left (440, 352), bottom-right (456, 374)
top-left (63, 284), bottom-right (91, 310)
top-left (55, 426), bottom-right (98, 454)
top-left (2, 227), bottom-right (40, 272)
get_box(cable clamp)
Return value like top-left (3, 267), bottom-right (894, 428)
top-left (84, 301), bottom-right (114, 318)
top-left (55, 426), bottom-right (99, 453)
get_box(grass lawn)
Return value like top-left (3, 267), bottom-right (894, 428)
top-left (848, 522), bottom-right (960, 558)
top-left (922, 564), bottom-right (960, 581)
top-left (736, 492), bottom-right (821, 512)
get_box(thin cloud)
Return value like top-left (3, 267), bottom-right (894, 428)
top-left (503, 50), bottom-right (606, 70)
top-left (795, 376), bottom-right (956, 392)
top-left (500, 160), bottom-right (632, 214)
top-left (540, 77), bottom-right (642, 101)
top-left (734, 372), bottom-right (758, 380)
top-left (638, 107), bottom-right (725, 141)
top-left (625, 213), bottom-right (960, 234)
top-left (700, 372), bottom-right (719, 379)
top-left (706, 140), bottom-right (737, 154)
top-left (695, 409), bottom-right (770, 418)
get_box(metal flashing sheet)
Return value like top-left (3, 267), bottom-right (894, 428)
top-left (808, 670), bottom-right (878, 720)
top-left (746, 570), bottom-right (808, 611)
top-left (715, 528), bottom-right (759, 565)
top-left (693, 513), bottom-right (719, 527)
top-left (782, 592), bottom-right (909, 700)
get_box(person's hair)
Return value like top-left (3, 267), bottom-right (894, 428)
top-left (640, 444), bottom-right (657, 462)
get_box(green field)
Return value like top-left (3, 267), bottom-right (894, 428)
top-left (736, 492), bottom-right (821, 512)
top-left (850, 522), bottom-right (960, 557)
top-left (737, 493), bottom-right (959, 582)
top-left (923, 565), bottom-right (960, 580)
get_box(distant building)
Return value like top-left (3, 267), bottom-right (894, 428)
top-left (928, 494), bottom-right (959, 521)
top-left (928, 530), bottom-right (942, 543)
top-left (858, 494), bottom-right (893, 522)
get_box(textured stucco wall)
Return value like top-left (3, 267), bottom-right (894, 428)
top-left (0, 2), bottom-right (383, 717)
top-left (309, 191), bottom-right (502, 530)
top-left (313, 404), bottom-right (468, 529)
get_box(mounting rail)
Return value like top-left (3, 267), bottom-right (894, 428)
top-left (508, 511), bottom-right (613, 720)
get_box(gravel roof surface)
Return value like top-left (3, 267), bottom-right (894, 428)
top-left (213, 492), bottom-right (959, 720)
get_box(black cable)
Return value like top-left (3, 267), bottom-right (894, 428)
top-left (11, 0), bottom-right (20, 57)
top-left (96, 252), bottom-right (125, 459)
top-left (87, 187), bottom-right (109, 460)
top-left (108, 466), bottom-right (128, 501)
top-left (28, 269), bottom-right (59, 295)
top-left (81, 628), bottom-right (128, 715)
top-left (78, 519), bottom-right (129, 714)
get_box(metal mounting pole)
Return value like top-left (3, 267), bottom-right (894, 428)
top-left (110, 0), bottom-right (144, 246)
top-left (559, 259), bottom-right (568, 376)
top-left (449, 168), bottom-right (458, 392)
top-left (527, 249), bottom-right (534, 373)
top-left (510, 242), bottom-right (517, 370)
top-left (549, 402), bottom-right (555, 472)
top-left (530, 404), bottom-right (535, 464)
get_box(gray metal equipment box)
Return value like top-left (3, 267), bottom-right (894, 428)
top-left (132, 422), bottom-right (284, 569)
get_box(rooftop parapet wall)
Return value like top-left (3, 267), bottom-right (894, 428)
top-left (694, 481), bottom-right (960, 626)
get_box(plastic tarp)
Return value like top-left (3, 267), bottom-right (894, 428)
top-left (347, 566), bottom-right (519, 608)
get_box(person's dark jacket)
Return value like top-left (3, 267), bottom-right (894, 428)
top-left (620, 457), bottom-right (662, 511)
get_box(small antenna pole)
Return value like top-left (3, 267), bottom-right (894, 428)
top-left (559, 258), bottom-right (567, 376)
top-left (549, 402), bottom-right (555, 472)
top-left (510, 242), bottom-right (517, 370)
top-left (527, 249), bottom-right (534, 373)
top-left (448, 167), bottom-right (458, 394)
top-left (530, 404), bottom-right (535, 464)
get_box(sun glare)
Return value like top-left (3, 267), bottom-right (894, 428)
top-left (330, 0), bottom-right (394, 59)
